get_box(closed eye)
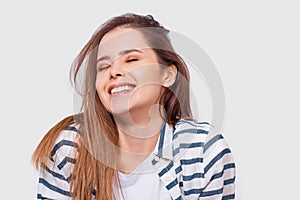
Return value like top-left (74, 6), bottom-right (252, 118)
top-left (97, 64), bottom-right (111, 72)
top-left (126, 58), bottom-right (139, 63)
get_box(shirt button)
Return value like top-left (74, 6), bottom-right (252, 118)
top-left (154, 155), bottom-right (160, 162)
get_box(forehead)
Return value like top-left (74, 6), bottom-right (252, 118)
top-left (97, 27), bottom-right (151, 59)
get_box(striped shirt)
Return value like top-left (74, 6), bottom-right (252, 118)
top-left (37, 119), bottom-right (236, 199)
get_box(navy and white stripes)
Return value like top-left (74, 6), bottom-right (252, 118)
top-left (37, 126), bottom-right (79, 200)
top-left (36, 120), bottom-right (235, 199)
top-left (153, 119), bottom-right (235, 199)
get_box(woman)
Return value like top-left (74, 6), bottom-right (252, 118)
top-left (32, 13), bottom-right (235, 200)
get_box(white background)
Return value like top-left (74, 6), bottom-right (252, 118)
top-left (0, 0), bottom-right (299, 199)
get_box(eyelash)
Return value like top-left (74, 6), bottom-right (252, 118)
top-left (97, 58), bottom-right (139, 72)
top-left (97, 64), bottom-right (110, 72)
top-left (126, 58), bottom-right (138, 62)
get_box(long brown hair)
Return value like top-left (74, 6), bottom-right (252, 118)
top-left (32, 13), bottom-right (192, 200)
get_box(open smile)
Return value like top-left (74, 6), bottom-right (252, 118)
top-left (108, 83), bottom-right (136, 96)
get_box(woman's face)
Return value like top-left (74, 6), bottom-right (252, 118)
top-left (95, 27), bottom-right (166, 118)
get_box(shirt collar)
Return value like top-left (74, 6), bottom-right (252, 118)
top-left (153, 122), bottom-right (174, 161)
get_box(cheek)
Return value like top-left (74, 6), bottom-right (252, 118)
top-left (131, 65), bottom-right (163, 84)
top-left (95, 75), bottom-right (106, 97)
top-left (95, 77), bottom-right (111, 112)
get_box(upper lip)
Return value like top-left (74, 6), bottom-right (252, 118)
top-left (108, 83), bottom-right (136, 94)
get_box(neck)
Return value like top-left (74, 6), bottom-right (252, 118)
top-left (114, 105), bottom-right (165, 173)
top-left (116, 123), bottom-right (162, 174)
top-left (115, 105), bottom-right (164, 152)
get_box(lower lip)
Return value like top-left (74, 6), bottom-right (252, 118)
top-left (110, 87), bottom-right (135, 97)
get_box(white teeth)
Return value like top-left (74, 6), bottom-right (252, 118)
top-left (111, 85), bottom-right (131, 94)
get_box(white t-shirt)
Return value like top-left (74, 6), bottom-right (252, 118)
top-left (114, 154), bottom-right (172, 200)
top-left (116, 171), bottom-right (172, 200)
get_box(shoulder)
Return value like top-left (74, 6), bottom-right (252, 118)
top-left (172, 118), bottom-right (235, 170)
top-left (37, 124), bottom-right (80, 199)
top-left (172, 119), bottom-right (212, 145)
top-left (172, 119), bottom-right (236, 197)
top-left (173, 119), bottom-right (232, 150)
top-left (50, 124), bottom-right (80, 165)
top-left (174, 118), bottom-right (212, 130)
top-left (170, 119), bottom-right (212, 161)
top-left (38, 124), bottom-right (80, 188)
top-left (54, 124), bottom-right (80, 149)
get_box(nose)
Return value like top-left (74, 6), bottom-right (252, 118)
top-left (110, 61), bottom-right (124, 79)
top-left (110, 70), bottom-right (124, 79)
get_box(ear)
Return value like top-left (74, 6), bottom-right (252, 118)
top-left (162, 64), bottom-right (177, 87)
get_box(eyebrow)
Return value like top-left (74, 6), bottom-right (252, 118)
top-left (96, 49), bottom-right (143, 63)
